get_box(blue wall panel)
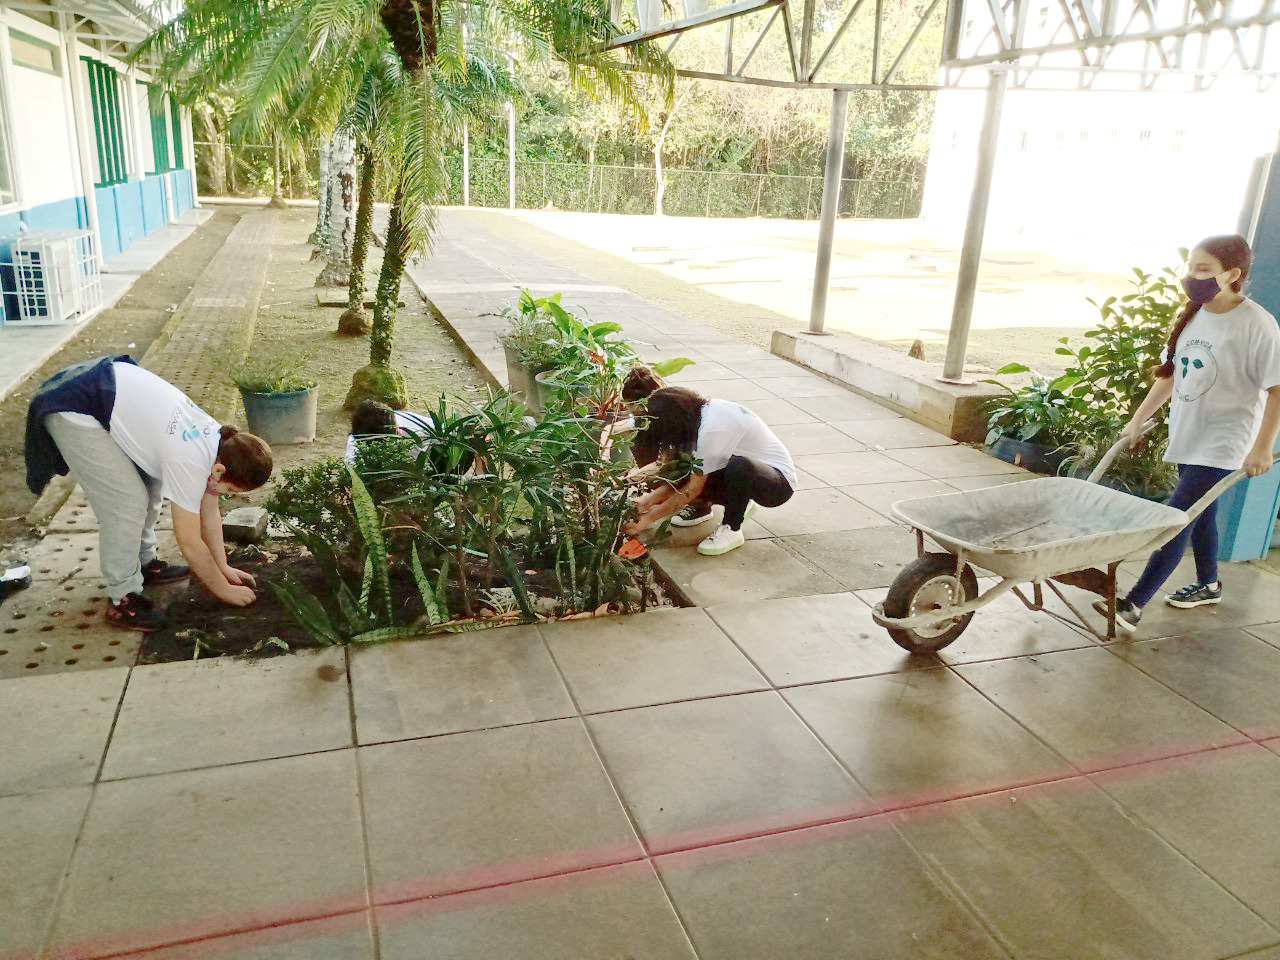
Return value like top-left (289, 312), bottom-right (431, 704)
top-left (95, 187), bottom-right (121, 259)
top-left (113, 183), bottom-right (145, 252)
top-left (140, 176), bottom-right (166, 235)
top-left (21, 198), bottom-right (84, 233)
top-left (172, 168), bottom-right (194, 214)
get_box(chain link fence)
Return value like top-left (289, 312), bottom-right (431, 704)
top-left (195, 143), bottom-right (922, 220)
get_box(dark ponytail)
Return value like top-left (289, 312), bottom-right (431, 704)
top-left (1155, 234), bottom-right (1251, 379)
top-left (217, 426), bottom-right (273, 490)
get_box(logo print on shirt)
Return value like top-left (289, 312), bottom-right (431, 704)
top-left (181, 426), bottom-right (201, 441)
top-left (1174, 340), bottom-right (1217, 403)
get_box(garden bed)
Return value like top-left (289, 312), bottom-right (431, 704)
top-left (139, 541), bottom-right (688, 665)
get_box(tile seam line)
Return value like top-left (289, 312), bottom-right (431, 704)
top-left (1096, 634), bottom-right (1279, 743)
top-left (531, 621), bottom-right (707, 960)
top-left (343, 646), bottom-right (382, 960)
top-left (35, 667), bottom-right (137, 959)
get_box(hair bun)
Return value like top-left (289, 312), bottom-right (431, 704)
top-left (219, 425), bottom-right (239, 442)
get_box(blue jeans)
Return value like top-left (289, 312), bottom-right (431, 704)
top-left (1126, 463), bottom-right (1231, 609)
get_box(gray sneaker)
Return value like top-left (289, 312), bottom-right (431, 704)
top-left (1092, 596), bottom-right (1141, 634)
top-left (1165, 581), bottom-right (1222, 608)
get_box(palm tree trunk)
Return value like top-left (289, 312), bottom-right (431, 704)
top-left (343, 178), bottom-right (408, 411)
top-left (370, 181), bottom-right (406, 368)
top-left (309, 136), bottom-right (331, 247)
top-left (337, 144), bottom-right (376, 335)
top-left (317, 132), bottom-right (357, 286)
top-left (267, 139), bottom-right (288, 208)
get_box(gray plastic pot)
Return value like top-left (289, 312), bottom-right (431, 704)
top-left (239, 386), bottom-right (318, 445)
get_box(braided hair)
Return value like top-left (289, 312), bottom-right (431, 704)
top-left (1155, 234), bottom-right (1251, 379)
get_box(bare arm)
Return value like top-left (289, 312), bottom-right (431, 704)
top-left (173, 497), bottom-right (255, 606)
top-left (625, 473), bottom-right (708, 536)
top-left (1244, 385), bottom-right (1280, 477)
top-left (1122, 376), bottom-right (1174, 447)
top-left (200, 492), bottom-right (256, 587)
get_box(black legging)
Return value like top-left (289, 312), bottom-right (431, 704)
top-left (702, 455), bottom-right (794, 530)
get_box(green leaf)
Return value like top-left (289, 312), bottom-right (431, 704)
top-left (347, 465), bottom-right (394, 627)
top-left (410, 544), bottom-right (446, 626)
top-left (651, 357), bottom-right (695, 377)
top-left (266, 577), bottom-right (341, 646)
top-left (993, 362), bottom-right (1031, 375)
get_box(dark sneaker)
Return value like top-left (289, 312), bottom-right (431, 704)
top-left (105, 593), bottom-right (167, 632)
top-left (671, 503), bottom-right (714, 527)
top-left (142, 559), bottom-right (189, 585)
top-left (1092, 597), bottom-right (1141, 634)
top-left (1165, 581), bottom-right (1223, 608)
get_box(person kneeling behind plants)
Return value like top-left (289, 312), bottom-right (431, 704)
top-left (26, 356), bottom-right (273, 632)
top-left (623, 386), bottom-right (796, 556)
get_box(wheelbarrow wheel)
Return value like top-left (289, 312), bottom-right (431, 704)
top-left (883, 553), bottom-right (979, 654)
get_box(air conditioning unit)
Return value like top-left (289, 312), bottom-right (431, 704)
top-left (6, 229), bottom-right (102, 326)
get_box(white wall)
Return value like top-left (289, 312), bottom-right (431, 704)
top-left (8, 50), bottom-right (76, 209)
top-left (922, 85), bottom-right (1280, 251)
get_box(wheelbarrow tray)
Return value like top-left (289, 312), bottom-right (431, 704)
top-left (891, 477), bottom-right (1188, 582)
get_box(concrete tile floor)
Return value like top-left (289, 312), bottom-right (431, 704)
top-left (7, 210), bottom-right (1280, 958)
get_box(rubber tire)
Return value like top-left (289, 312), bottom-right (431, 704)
top-left (883, 553), bottom-right (979, 654)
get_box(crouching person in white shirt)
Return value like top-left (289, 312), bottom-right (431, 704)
top-left (624, 386), bottom-right (796, 556)
top-left (26, 357), bottom-right (273, 632)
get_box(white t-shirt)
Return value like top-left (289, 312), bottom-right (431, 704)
top-left (1164, 297), bottom-right (1280, 470)
top-left (108, 362), bottom-right (221, 513)
top-left (694, 398), bottom-right (797, 488)
top-left (344, 410), bottom-right (435, 464)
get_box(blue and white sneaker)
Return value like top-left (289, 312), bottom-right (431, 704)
top-left (1092, 597), bottom-right (1141, 634)
top-left (1165, 581), bottom-right (1223, 608)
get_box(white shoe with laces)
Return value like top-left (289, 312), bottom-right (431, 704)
top-left (697, 523), bottom-right (746, 556)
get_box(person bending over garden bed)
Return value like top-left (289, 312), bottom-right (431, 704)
top-left (624, 386), bottom-right (796, 556)
top-left (26, 357), bottom-right (273, 632)
top-left (344, 399), bottom-right (435, 464)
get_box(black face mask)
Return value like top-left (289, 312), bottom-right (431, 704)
top-left (1182, 274), bottom-right (1224, 304)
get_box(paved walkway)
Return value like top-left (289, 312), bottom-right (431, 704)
top-left (3, 209), bottom-right (1280, 960)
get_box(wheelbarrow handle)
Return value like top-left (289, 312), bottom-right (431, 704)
top-left (1086, 420), bottom-right (1158, 485)
top-left (1182, 452), bottom-right (1280, 524)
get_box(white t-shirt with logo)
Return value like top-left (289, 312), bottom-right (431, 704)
top-left (108, 362), bottom-right (221, 513)
top-left (1165, 298), bottom-right (1280, 470)
top-left (694, 398), bottom-right (797, 488)
top-left (344, 410), bottom-right (435, 464)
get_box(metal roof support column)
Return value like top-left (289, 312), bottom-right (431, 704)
top-left (808, 87), bottom-right (849, 333)
top-left (940, 67), bottom-right (1007, 383)
top-left (507, 101), bottom-right (516, 210)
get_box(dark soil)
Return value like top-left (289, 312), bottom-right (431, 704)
top-left (139, 542), bottom-right (686, 664)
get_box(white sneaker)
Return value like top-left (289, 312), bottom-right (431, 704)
top-left (697, 523), bottom-right (746, 556)
top-left (671, 503), bottom-right (714, 527)
top-left (743, 500), bottom-right (758, 524)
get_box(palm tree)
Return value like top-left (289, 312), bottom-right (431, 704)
top-left (138, 0), bottom-right (672, 408)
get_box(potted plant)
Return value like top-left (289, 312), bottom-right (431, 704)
top-left (981, 365), bottom-right (1081, 473)
top-left (495, 291), bottom-right (559, 404)
top-left (231, 352), bottom-right (319, 445)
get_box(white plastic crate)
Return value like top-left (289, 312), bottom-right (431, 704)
top-left (2, 229), bottom-right (102, 326)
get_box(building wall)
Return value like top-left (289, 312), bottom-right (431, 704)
top-left (0, 8), bottom-right (194, 321)
top-left (921, 87), bottom-right (1280, 253)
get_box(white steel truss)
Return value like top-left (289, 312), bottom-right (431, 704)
top-left (610, 0), bottom-right (1280, 91)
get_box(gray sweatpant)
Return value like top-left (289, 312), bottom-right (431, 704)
top-left (45, 413), bottom-right (163, 602)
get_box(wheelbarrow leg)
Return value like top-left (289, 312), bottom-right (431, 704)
top-left (1105, 562), bottom-right (1119, 640)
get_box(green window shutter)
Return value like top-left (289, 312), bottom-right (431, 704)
top-left (82, 58), bottom-right (127, 186)
top-left (148, 85), bottom-right (170, 173)
top-left (169, 96), bottom-right (183, 169)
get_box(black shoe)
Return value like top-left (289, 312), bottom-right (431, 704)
top-left (1165, 581), bottom-right (1223, 608)
top-left (670, 503), bottom-right (714, 527)
top-left (105, 593), bottom-right (167, 632)
top-left (1092, 596), bottom-right (1141, 634)
top-left (142, 559), bottom-right (189, 586)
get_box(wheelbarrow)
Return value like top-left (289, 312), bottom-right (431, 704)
top-left (871, 425), bottom-right (1280, 653)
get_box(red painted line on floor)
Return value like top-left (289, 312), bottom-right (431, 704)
top-left (17, 737), bottom-right (1268, 960)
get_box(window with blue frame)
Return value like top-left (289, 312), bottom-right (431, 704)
top-left (148, 85), bottom-right (171, 173)
top-left (82, 57), bottom-right (127, 186)
top-left (169, 96), bottom-right (184, 169)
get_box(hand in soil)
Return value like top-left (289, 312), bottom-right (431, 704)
top-left (218, 584), bottom-right (257, 607)
top-left (224, 566), bottom-right (258, 587)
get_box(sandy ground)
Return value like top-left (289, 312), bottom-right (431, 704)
top-left (453, 207), bottom-right (1180, 376)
